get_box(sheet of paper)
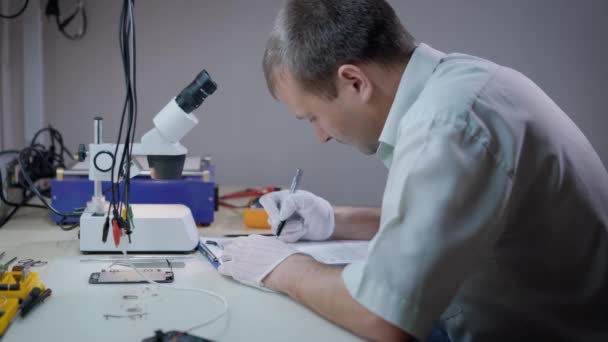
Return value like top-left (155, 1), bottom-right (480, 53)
top-left (294, 241), bottom-right (368, 264)
top-left (199, 237), bottom-right (368, 266)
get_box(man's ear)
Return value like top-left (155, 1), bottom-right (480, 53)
top-left (336, 64), bottom-right (372, 102)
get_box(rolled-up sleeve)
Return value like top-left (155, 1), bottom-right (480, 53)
top-left (343, 113), bottom-right (514, 340)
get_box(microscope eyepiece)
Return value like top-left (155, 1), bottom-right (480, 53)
top-left (175, 69), bottom-right (217, 114)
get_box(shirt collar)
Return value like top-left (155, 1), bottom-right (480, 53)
top-left (377, 43), bottom-right (445, 151)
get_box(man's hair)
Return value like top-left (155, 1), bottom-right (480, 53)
top-left (263, 0), bottom-right (416, 100)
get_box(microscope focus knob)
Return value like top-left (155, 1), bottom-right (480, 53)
top-left (78, 144), bottom-right (88, 162)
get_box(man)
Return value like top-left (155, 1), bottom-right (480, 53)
top-left (218, 0), bottom-right (608, 341)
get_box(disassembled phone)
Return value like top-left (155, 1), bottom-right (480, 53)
top-left (89, 269), bottom-right (174, 284)
top-left (142, 330), bottom-right (214, 342)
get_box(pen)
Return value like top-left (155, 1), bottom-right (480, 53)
top-left (276, 168), bottom-right (302, 237)
top-left (206, 240), bottom-right (224, 249)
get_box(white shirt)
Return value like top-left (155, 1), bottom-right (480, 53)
top-left (342, 43), bottom-right (608, 341)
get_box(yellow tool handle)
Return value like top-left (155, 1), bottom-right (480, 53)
top-left (243, 208), bottom-right (271, 229)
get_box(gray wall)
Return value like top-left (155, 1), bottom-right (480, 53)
top-left (0, 0), bottom-right (25, 150)
top-left (43, 0), bottom-right (608, 206)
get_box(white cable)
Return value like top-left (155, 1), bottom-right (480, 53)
top-left (119, 248), bottom-right (229, 333)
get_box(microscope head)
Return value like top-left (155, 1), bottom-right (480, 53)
top-left (138, 70), bottom-right (217, 180)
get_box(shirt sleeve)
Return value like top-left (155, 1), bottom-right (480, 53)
top-left (343, 114), bottom-right (514, 340)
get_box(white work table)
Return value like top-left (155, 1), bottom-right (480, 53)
top-left (0, 187), bottom-right (360, 342)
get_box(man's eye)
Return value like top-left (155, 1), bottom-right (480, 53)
top-left (309, 117), bottom-right (317, 123)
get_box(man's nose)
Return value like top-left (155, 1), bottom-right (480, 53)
top-left (313, 122), bottom-right (331, 143)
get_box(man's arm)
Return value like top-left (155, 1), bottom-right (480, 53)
top-left (332, 206), bottom-right (381, 240)
top-left (264, 254), bottom-right (411, 342)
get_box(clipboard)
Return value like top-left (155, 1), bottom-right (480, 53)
top-left (198, 241), bottom-right (222, 269)
top-left (198, 236), bottom-right (369, 269)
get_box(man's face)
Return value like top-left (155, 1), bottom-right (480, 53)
top-left (275, 69), bottom-right (381, 155)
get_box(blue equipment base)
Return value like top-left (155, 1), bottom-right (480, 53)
top-left (51, 173), bottom-right (216, 225)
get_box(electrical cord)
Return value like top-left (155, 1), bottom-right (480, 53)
top-left (58, 216), bottom-right (80, 231)
top-left (107, 0), bottom-right (137, 240)
top-left (0, 125), bottom-right (82, 228)
top-left (45, 0), bottom-right (87, 40)
top-left (0, 150), bottom-right (20, 156)
top-left (0, 205), bottom-right (21, 228)
top-left (120, 248), bottom-right (229, 334)
top-left (0, 169), bottom-right (46, 209)
top-left (17, 147), bottom-right (81, 218)
top-left (30, 126), bottom-right (75, 161)
top-left (0, 0), bottom-right (29, 19)
top-left (1, 149), bottom-right (55, 230)
top-left (0, 190), bottom-right (40, 228)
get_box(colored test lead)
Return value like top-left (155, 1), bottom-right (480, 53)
top-left (102, 217), bottom-right (110, 243)
top-left (112, 218), bottom-right (121, 247)
top-left (276, 168), bottom-right (303, 238)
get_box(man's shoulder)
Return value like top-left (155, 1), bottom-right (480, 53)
top-left (398, 53), bottom-right (500, 136)
top-left (394, 54), bottom-right (514, 172)
top-left (419, 53), bottom-right (499, 117)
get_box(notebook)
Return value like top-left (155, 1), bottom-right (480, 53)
top-left (199, 236), bottom-right (369, 269)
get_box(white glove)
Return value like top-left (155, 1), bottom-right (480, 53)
top-left (259, 190), bottom-right (335, 243)
top-left (217, 235), bottom-right (300, 289)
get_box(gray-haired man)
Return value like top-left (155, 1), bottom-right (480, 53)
top-left (218, 1), bottom-right (608, 341)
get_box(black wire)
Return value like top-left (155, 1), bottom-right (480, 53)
top-left (0, 0), bottom-right (29, 19)
top-left (112, 0), bottom-right (137, 225)
top-left (51, 0), bottom-right (87, 40)
top-left (110, 2), bottom-right (128, 216)
top-left (1, 127), bottom-right (80, 228)
top-left (127, 0), bottom-right (138, 219)
top-left (0, 169), bottom-right (45, 209)
top-left (17, 148), bottom-right (81, 218)
top-left (58, 216), bottom-right (79, 231)
top-left (30, 126), bottom-right (75, 162)
top-left (0, 191), bottom-right (45, 228)
top-left (0, 150), bottom-right (20, 156)
top-left (0, 205), bottom-right (20, 228)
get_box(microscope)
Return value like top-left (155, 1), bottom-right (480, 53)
top-left (78, 70), bottom-right (217, 253)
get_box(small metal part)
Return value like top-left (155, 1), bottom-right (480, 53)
top-left (4, 257), bottom-right (17, 267)
top-left (93, 117), bottom-right (103, 198)
top-left (94, 117), bottom-right (103, 144)
top-left (17, 259), bottom-right (48, 268)
top-left (201, 155), bottom-right (212, 170)
top-left (126, 307), bottom-right (142, 313)
top-left (202, 170), bottom-right (211, 182)
top-left (122, 295), bottom-right (138, 300)
top-left (79, 255), bottom-right (194, 263)
top-left (111, 261), bottom-right (185, 269)
top-left (103, 313), bottom-right (148, 320)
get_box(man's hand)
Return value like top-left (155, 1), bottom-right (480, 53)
top-left (217, 235), bottom-right (300, 289)
top-left (260, 190), bottom-right (335, 242)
